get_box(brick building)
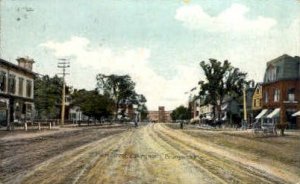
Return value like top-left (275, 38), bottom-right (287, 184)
top-left (189, 98), bottom-right (200, 123)
top-left (261, 54), bottom-right (300, 129)
top-left (148, 106), bottom-right (172, 123)
top-left (148, 111), bottom-right (159, 122)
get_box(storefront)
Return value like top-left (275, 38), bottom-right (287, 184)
top-left (0, 98), bottom-right (8, 127)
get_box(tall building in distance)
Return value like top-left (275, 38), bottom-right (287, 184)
top-left (148, 106), bottom-right (172, 123)
top-left (158, 106), bottom-right (166, 122)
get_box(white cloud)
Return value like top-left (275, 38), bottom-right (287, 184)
top-left (174, 3), bottom-right (298, 84)
top-left (175, 3), bottom-right (277, 33)
top-left (40, 36), bottom-right (200, 110)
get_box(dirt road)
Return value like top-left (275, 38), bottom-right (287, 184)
top-left (1, 123), bottom-right (299, 184)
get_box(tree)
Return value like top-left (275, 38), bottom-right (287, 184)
top-left (140, 104), bottom-right (149, 121)
top-left (96, 74), bottom-right (140, 120)
top-left (135, 94), bottom-right (148, 121)
top-left (171, 105), bottom-right (190, 121)
top-left (199, 59), bottom-right (248, 120)
top-left (71, 89), bottom-right (114, 121)
top-left (34, 75), bottom-right (70, 119)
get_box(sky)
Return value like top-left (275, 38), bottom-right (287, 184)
top-left (0, 0), bottom-right (299, 110)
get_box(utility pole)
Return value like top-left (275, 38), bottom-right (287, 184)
top-left (57, 59), bottom-right (70, 126)
top-left (243, 87), bottom-right (247, 129)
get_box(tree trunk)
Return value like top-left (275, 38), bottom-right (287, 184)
top-left (280, 128), bottom-right (285, 136)
top-left (218, 98), bottom-right (223, 121)
top-left (213, 105), bottom-right (216, 120)
top-left (115, 100), bottom-right (119, 122)
top-left (217, 104), bottom-right (221, 120)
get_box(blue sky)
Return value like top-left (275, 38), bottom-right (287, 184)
top-left (1, 0), bottom-right (299, 110)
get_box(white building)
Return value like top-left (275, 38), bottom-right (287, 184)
top-left (69, 106), bottom-right (88, 122)
top-left (0, 57), bottom-right (35, 129)
top-left (199, 104), bottom-right (214, 121)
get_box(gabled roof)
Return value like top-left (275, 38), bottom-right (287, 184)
top-left (254, 82), bottom-right (262, 88)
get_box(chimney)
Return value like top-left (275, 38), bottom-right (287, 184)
top-left (17, 56), bottom-right (35, 71)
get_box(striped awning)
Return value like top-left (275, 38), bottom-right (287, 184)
top-left (255, 109), bottom-right (268, 119)
top-left (292, 111), bottom-right (300, 117)
top-left (267, 108), bottom-right (280, 118)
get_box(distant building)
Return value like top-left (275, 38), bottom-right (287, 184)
top-left (199, 96), bottom-right (242, 125)
top-left (189, 98), bottom-right (200, 123)
top-left (245, 87), bottom-right (255, 126)
top-left (114, 102), bottom-right (135, 121)
top-left (148, 111), bottom-right (159, 122)
top-left (220, 97), bottom-right (242, 124)
top-left (199, 103), bottom-right (213, 123)
top-left (69, 106), bottom-right (88, 122)
top-left (0, 57), bottom-right (36, 129)
top-left (252, 83), bottom-right (263, 111)
top-left (260, 54), bottom-right (300, 129)
top-left (148, 106), bottom-right (171, 123)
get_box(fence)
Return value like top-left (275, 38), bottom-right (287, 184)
top-left (19, 119), bottom-right (59, 131)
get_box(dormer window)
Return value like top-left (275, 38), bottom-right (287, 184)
top-left (265, 66), bottom-right (278, 82)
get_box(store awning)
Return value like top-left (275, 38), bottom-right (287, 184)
top-left (267, 108), bottom-right (280, 118)
top-left (255, 109), bottom-right (268, 119)
top-left (292, 111), bottom-right (300, 117)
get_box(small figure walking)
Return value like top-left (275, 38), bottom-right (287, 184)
top-left (180, 121), bottom-right (183, 129)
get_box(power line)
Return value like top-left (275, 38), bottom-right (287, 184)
top-left (57, 58), bottom-right (70, 126)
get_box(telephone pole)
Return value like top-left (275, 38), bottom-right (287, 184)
top-left (57, 59), bottom-right (70, 126)
top-left (243, 87), bottom-right (247, 129)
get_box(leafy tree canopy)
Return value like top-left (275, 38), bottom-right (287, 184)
top-left (34, 75), bottom-right (70, 119)
top-left (171, 105), bottom-right (190, 121)
top-left (71, 89), bottom-right (114, 120)
top-left (199, 59), bottom-right (249, 119)
top-left (96, 74), bottom-right (147, 120)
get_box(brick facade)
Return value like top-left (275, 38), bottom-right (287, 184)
top-left (262, 79), bottom-right (300, 128)
top-left (148, 106), bottom-right (172, 123)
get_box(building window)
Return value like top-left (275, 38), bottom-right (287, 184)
top-left (0, 72), bottom-right (6, 92)
top-left (274, 89), bottom-right (280, 102)
top-left (18, 77), bottom-right (24, 96)
top-left (254, 99), bottom-right (260, 107)
top-left (8, 74), bottom-right (16, 94)
top-left (26, 80), bottom-right (32, 98)
top-left (264, 92), bottom-right (269, 103)
top-left (288, 88), bottom-right (295, 101)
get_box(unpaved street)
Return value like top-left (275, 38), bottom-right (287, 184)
top-left (1, 123), bottom-right (300, 184)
